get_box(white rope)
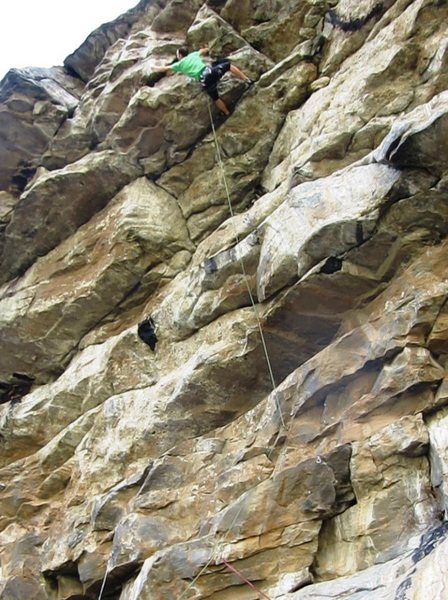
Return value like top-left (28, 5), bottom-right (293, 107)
top-left (97, 99), bottom-right (288, 600)
top-left (175, 100), bottom-right (289, 600)
top-left (206, 101), bottom-right (286, 429)
top-left (97, 563), bottom-right (110, 600)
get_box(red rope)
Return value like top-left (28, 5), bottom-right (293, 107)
top-left (222, 559), bottom-right (272, 600)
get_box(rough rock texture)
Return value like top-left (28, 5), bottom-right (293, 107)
top-left (0, 67), bottom-right (83, 193)
top-left (1, 1), bottom-right (448, 599)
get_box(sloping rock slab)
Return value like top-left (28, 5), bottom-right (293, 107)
top-left (0, 67), bottom-right (82, 191)
top-left (0, 151), bottom-right (141, 284)
top-left (0, 177), bottom-right (192, 388)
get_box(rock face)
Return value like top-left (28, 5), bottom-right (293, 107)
top-left (0, 1), bottom-right (448, 599)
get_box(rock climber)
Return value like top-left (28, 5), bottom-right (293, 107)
top-left (154, 47), bottom-right (254, 116)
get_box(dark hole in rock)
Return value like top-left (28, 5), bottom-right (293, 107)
top-left (320, 256), bottom-right (342, 274)
top-left (0, 373), bottom-right (35, 404)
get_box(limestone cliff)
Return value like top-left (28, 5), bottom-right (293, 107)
top-left (1, 1), bottom-right (448, 599)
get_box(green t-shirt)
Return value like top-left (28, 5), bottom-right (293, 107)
top-left (171, 51), bottom-right (206, 80)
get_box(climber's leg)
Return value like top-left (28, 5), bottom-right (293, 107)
top-left (215, 98), bottom-right (230, 116)
top-left (229, 63), bottom-right (252, 83)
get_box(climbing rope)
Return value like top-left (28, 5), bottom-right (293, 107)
top-left (206, 100), bottom-right (286, 430)
top-left (98, 99), bottom-right (288, 600)
top-left (97, 565), bottom-right (109, 600)
top-left (174, 100), bottom-right (288, 600)
top-left (222, 559), bottom-right (272, 600)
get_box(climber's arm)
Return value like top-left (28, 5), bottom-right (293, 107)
top-left (153, 65), bottom-right (174, 75)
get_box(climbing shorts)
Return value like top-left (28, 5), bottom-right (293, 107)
top-left (200, 58), bottom-right (231, 101)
